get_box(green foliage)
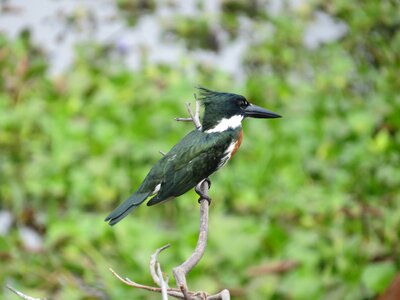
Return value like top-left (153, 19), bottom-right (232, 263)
top-left (165, 16), bottom-right (219, 51)
top-left (116, 0), bottom-right (156, 26)
top-left (1, 1), bottom-right (400, 299)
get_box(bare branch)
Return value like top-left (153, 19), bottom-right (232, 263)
top-left (109, 190), bottom-right (231, 299)
top-left (209, 290), bottom-right (231, 300)
top-left (157, 262), bottom-right (169, 300)
top-left (175, 100), bottom-right (202, 130)
top-left (109, 268), bottom-right (185, 299)
top-left (175, 117), bottom-right (193, 122)
top-left (111, 266), bottom-right (230, 299)
top-left (186, 102), bottom-right (201, 130)
top-left (173, 180), bottom-right (211, 299)
top-left (6, 285), bottom-right (43, 300)
top-left (150, 244), bottom-right (171, 287)
top-left (194, 95), bottom-right (201, 127)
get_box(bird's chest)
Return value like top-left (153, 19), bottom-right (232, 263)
top-left (217, 129), bottom-right (243, 169)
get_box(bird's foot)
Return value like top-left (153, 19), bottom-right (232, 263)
top-left (203, 177), bottom-right (211, 189)
top-left (195, 178), bottom-right (212, 205)
top-left (197, 194), bottom-right (212, 205)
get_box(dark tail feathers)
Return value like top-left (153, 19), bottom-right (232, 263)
top-left (105, 192), bottom-right (150, 226)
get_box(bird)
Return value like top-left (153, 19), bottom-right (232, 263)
top-left (105, 87), bottom-right (281, 225)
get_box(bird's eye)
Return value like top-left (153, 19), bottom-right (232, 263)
top-left (240, 100), bottom-right (249, 108)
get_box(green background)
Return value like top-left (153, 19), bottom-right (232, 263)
top-left (1, 1), bottom-right (399, 299)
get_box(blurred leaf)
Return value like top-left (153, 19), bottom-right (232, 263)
top-left (362, 262), bottom-right (396, 294)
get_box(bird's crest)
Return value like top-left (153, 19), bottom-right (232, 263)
top-left (197, 87), bottom-right (230, 105)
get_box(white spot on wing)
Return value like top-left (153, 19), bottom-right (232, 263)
top-left (151, 183), bottom-right (161, 195)
top-left (206, 115), bottom-right (243, 133)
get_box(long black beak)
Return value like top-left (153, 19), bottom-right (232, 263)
top-left (244, 104), bottom-right (282, 119)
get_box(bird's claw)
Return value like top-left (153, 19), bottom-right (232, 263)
top-left (195, 178), bottom-right (212, 205)
top-left (203, 177), bottom-right (211, 189)
top-left (197, 195), bottom-right (212, 205)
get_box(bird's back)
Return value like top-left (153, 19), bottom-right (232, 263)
top-left (141, 128), bottom-right (241, 205)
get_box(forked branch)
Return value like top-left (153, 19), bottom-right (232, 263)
top-left (175, 95), bottom-right (202, 130)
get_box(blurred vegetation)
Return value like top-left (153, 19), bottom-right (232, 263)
top-left (116, 0), bottom-right (156, 26)
top-left (1, 0), bottom-right (400, 299)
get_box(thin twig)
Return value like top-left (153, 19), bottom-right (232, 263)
top-left (150, 244), bottom-right (171, 287)
top-left (157, 262), bottom-right (169, 300)
top-left (186, 102), bottom-right (200, 130)
top-left (175, 101), bottom-right (202, 130)
top-left (109, 268), bottom-right (185, 299)
top-left (194, 95), bottom-right (201, 127)
top-left (175, 117), bottom-right (193, 122)
top-left (6, 285), bottom-right (43, 300)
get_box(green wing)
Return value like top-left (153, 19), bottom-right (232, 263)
top-left (145, 129), bottom-right (235, 206)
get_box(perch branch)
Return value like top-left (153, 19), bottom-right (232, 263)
top-left (109, 181), bottom-right (230, 299)
top-left (173, 180), bottom-right (210, 298)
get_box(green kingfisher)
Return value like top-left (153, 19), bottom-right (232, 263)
top-left (105, 88), bottom-right (281, 225)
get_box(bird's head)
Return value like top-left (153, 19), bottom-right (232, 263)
top-left (198, 87), bottom-right (281, 133)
